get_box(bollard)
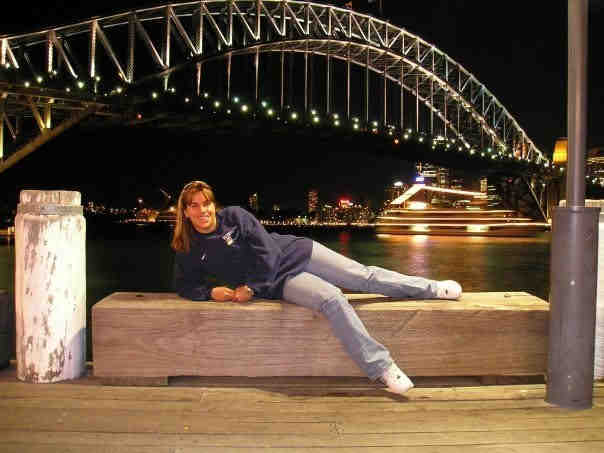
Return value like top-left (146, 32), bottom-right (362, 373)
top-left (14, 190), bottom-right (86, 382)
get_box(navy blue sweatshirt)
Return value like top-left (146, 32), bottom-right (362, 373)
top-left (174, 206), bottom-right (313, 300)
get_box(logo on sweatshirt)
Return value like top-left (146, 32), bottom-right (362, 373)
top-left (222, 229), bottom-right (236, 246)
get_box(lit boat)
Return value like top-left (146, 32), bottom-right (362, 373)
top-left (375, 184), bottom-right (550, 237)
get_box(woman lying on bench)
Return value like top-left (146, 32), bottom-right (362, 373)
top-left (171, 180), bottom-right (462, 395)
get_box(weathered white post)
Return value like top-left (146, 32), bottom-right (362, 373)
top-left (14, 190), bottom-right (86, 382)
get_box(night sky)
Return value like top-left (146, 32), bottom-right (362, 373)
top-left (1, 0), bottom-right (603, 211)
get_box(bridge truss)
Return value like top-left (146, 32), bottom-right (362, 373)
top-left (0, 0), bottom-right (549, 174)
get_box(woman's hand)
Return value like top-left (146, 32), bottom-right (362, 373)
top-left (210, 286), bottom-right (235, 301)
top-left (233, 285), bottom-right (254, 303)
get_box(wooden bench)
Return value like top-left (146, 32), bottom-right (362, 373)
top-left (92, 292), bottom-right (549, 385)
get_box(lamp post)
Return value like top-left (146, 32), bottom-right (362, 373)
top-left (546, 0), bottom-right (599, 410)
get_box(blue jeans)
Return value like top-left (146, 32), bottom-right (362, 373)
top-left (282, 241), bottom-right (438, 380)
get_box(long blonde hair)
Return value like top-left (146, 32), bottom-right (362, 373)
top-left (171, 180), bottom-right (218, 253)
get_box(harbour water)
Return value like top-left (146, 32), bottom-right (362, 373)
top-left (0, 225), bottom-right (551, 359)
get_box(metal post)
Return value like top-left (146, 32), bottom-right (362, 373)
top-left (227, 52), bottom-right (232, 101)
top-left (255, 47), bottom-right (260, 104)
top-left (127, 15), bottom-right (135, 83)
top-left (383, 65), bottom-right (387, 127)
top-left (365, 48), bottom-right (369, 123)
top-left (326, 48), bottom-right (330, 114)
top-left (304, 41), bottom-right (308, 114)
top-left (346, 44), bottom-right (351, 120)
top-left (415, 75), bottom-right (419, 132)
top-left (400, 61), bottom-right (404, 130)
top-left (546, 0), bottom-right (599, 410)
top-left (280, 49), bottom-right (285, 111)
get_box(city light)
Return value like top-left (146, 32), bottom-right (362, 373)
top-left (214, 100), bottom-right (221, 107)
top-left (261, 100), bottom-right (268, 107)
top-left (267, 108), bottom-right (274, 116)
top-left (313, 116), bottom-right (320, 123)
top-left (24, 81), bottom-right (30, 87)
top-left (77, 81), bottom-right (85, 89)
top-left (36, 76), bottom-right (43, 83)
top-left (233, 96), bottom-right (240, 103)
top-left (291, 112), bottom-right (298, 120)
top-left (152, 92), bottom-right (158, 99)
top-left (241, 104), bottom-right (248, 112)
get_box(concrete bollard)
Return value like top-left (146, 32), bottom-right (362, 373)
top-left (14, 190), bottom-right (86, 382)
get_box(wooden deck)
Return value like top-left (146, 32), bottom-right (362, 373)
top-left (1, 363), bottom-right (604, 452)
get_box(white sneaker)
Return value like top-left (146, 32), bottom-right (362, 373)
top-left (436, 280), bottom-right (462, 300)
top-left (381, 363), bottom-right (414, 395)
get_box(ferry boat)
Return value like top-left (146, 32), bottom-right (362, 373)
top-left (375, 184), bottom-right (550, 237)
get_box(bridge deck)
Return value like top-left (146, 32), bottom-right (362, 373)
top-left (1, 363), bottom-right (603, 452)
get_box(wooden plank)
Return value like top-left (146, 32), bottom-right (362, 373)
top-left (92, 292), bottom-right (549, 378)
top-left (3, 381), bottom-right (604, 403)
top-left (2, 430), bottom-right (604, 449)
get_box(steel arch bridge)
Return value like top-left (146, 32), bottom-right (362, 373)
top-left (0, 0), bottom-right (550, 174)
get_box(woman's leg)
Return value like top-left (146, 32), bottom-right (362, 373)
top-left (306, 241), bottom-right (439, 299)
top-left (282, 271), bottom-right (392, 380)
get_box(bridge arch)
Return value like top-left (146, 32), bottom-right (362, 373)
top-left (0, 0), bottom-right (547, 169)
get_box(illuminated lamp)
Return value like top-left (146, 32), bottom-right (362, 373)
top-left (36, 76), bottom-right (43, 83)
top-left (394, 138), bottom-right (400, 145)
top-left (24, 81), bottom-right (30, 87)
top-left (553, 137), bottom-right (568, 166)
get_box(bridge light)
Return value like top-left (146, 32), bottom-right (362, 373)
top-left (241, 104), bottom-right (249, 112)
top-left (352, 117), bottom-right (359, 122)
top-left (403, 134), bottom-right (409, 139)
top-left (267, 108), bottom-right (274, 116)
top-left (65, 87), bottom-right (71, 92)
top-left (36, 76), bottom-right (43, 83)
top-left (169, 87), bottom-right (176, 93)
top-left (334, 120), bottom-right (340, 126)
top-left (470, 149), bottom-right (475, 154)
top-left (4, 63), bottom-right (10, 69)
top-left (311, 109), bottom-right (317, 115)
top-left (185, 97), bottom-right (190, 103)
top-left (203, 92), bottom-right (209, 98)
top-left (372, 121), bottom-right (378, 127)
top-left (233, 96), bottom-right (240, 103)
top-left (313, 116), bottom-right (320, 123)
top-left (152, 92), bottom-right (159, 99)
top-left (458, 146), bottom-right (462, 151)
top-left (394, 138), bottom-right (400, 145)
top-left (77, 81), bottom-right (85, 89)
top-left (261, 101), bottom-right (268, 108)
top-left (24, 81), bottom-right (30, 87)
top-left (214, 100), bottom-right (221, 107)
top-left (116, 87), bottom-right (123, 94)
top-left (418, 137), bottom-right (424, 143)
top-left (291, 112), bottom-right (298, 120)
top-left (51, 69), bottom-right (57, 76)
top-left (136, 113), bottom-right (142, 120)
top-left (481, 152), bottom-right (485, 157)
top-left (333, 113), bottom-right (339, 119)
top-left (353, 123), bottom-right (359, 130)
top-left (226, 109), bottom-right (231, 114)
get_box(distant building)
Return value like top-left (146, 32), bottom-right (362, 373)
top-left (308, 189), bottom-right (319, 214)
top-left (248, 193), bottom-right (259, 212)
top-left (416, 162), bottom-right (450, 188)
top-left (587, 147), bottom-right (604, 184)
top-left (480, 177), bottom-right (488, 193)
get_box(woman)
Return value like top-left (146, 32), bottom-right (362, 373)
top-left (172, 180), bottom-right (462, 395)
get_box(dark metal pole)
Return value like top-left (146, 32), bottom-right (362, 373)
top-left (546, 0), bottom-right (599, 410)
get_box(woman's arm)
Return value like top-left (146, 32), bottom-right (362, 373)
top-left (173, 255), bottom-right (213, 300)
top-left (238, 208), bottom-right (282, 296)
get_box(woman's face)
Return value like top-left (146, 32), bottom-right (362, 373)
top-left (184, 190), bottom-right (217, 234)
